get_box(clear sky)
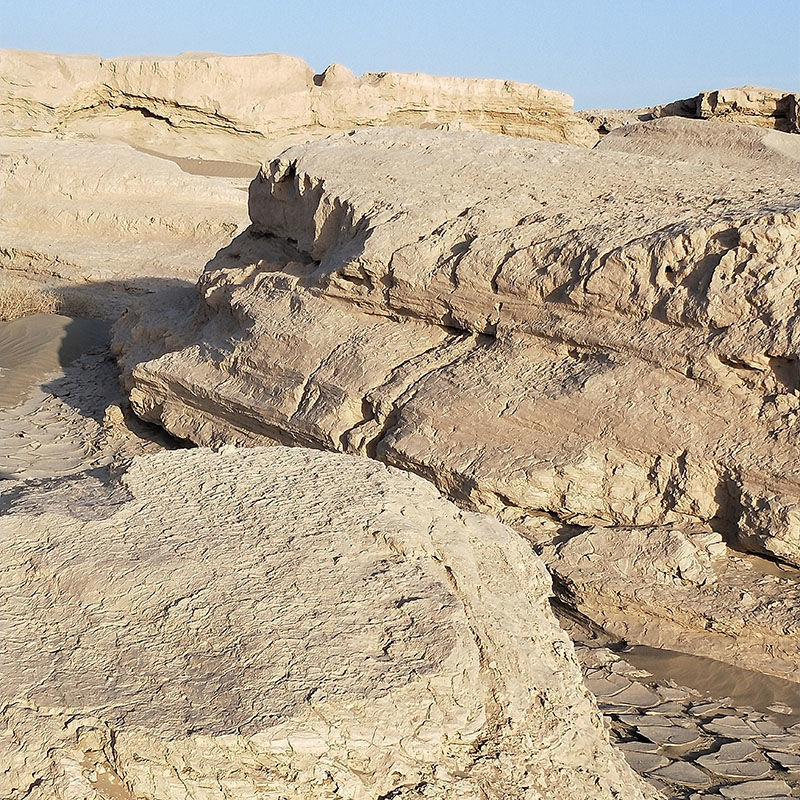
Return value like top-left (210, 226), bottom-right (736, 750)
top-left (2, 0), bottom-right (798, 109)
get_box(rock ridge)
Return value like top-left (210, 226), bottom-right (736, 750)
top-left (0, 49), bottom-right (598, 159)
top-left (114, 126), bottom-right (800, 674)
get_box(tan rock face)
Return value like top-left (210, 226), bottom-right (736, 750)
top-left (596, 117), bottom-right (800, 170)
top-left (116, 127), bottom-right (800, 571)
top-left (0, 134), bottom-right (249, 316)
top-left (0, 49), bottom-right (598, 159)
top-left (544, 526), bottom-right (800, 681)
top-left (581, 86), bottom-right (799, 137)
top-left (0, 445), bottom-right (652, 800)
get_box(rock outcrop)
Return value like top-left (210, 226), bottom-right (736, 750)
top-left (544, 526), bottom-right (800, 681)
top-left (1, 445), bottom-right (652, 800)
top-left (0, 135), bottom-right (249, 317)
top-left (655, 86), bottom-right (799, 133)
top-left (580, 86), bottom-right (799, 137)
top-left (595, 117), bottom-right (800, 171)
top-left (114, 126), bottom-right (800, 670)
top-left (0, 49), bottom-right (598, 160)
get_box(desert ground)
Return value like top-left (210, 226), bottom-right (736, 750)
top-left (1, 50), bottom-right (799, 800)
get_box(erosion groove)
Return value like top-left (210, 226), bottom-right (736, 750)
top-left (115, 126), bottom-right (800, 678)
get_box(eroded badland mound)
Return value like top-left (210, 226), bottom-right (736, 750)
top-left (3, 47), bottom-right (800, 799)
top-left (1, 446), bottom-right (652, 800)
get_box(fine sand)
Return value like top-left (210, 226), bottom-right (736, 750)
top-left (0, 314), bottom-right (110, 409)
top-left (132, 144), bottom-right (259, 181)
top-left (625, 646), bottom-right (800, 726)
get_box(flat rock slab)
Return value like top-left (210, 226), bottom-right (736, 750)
top-left (0, 446), bottom-right (650, 800)
top-left (767, 751), bottom-right (800, 770)
top-left (753, 735), bottom-right (800, 752)
top-left (719, 780), bottom-right (793, 798)
top-left (651, 761), bottom-right (711, 788)
top-left (622, 750), bottom-right (671, 773)
top-left (704, 716), bottom-right (763, 738)
top-left (715, 741), bottom-right (761, 761)
top-left (638, 724), bottom-right (704, 747)
top-left (610, 683), bottom-right (662, 708)
top-left (585, 674), bottom-right (633, 698)
top-left (695, 756), bottom-right (771, 779)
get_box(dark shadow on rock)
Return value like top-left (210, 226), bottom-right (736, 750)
top-left (0, 466), bottom-right (132, 520)
top-left (25, 278), bottom-right (201, 448)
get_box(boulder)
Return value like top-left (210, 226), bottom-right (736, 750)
top-left (0, 445), bottom-right (652, 800)
top-left (114, 127), bottom-right (800, 569)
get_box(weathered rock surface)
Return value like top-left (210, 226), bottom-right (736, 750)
top-left (116, 126), bottom-right (800, 566)
top-left (596, 117), bottom-right (800, 171)
top-left (0, 49), bottom-right (598, 158)
top-left (655, 86), bottom-right (799, 133)
top-left (0, 445), bottom-right (652, 800)
top-left (544, 526), bottom-right (800, 680)
top-left (0, 134), bottom-right (248, 316)
top-left (580, 86), bottom-right (799, 136)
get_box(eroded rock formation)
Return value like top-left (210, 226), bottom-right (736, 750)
top-left (114, 126), bottom-right (800, 672)
top-left (579, 86), bottom-right (799, 137)
top-left (0, 135), bottom-right (249, 317)
top-left (1, 445), bottom-right (652, 800)
top-left (0, 49), bottom-right (598, 161)
top-left (656, 87), bottom-right (799, 133)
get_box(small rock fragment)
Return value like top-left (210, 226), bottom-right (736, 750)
top-left (651, 761), bottom-right (711, 787)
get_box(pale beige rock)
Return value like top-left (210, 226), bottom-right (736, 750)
top-left (543, 526), bottom-right (800, 681)
top-left (658, 86), bottom-right (800, 133)
top-left (0, 49), bottom-right (598, 158)
top-left (581, 86), bottom-right (799, 136)
top-left (0, 445), bottom-right (653, 800)
top-left (115, 127), bottom-right (800, 571)
top-left (596, 117), bottom-right (800, 171)
top-left (0, 134), bottom-right (248, 315)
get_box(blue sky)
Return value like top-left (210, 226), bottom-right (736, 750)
top-left (3, 0), bottom-right (798, 109)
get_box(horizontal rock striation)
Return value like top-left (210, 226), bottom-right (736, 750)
top-left (580, 86), bottom-right (799, 137)
top-left (656, 86), bottom-right (800, 133)
top-left (0, 49), bottom-right (598, 160)
top-left (115, 127), bottom-right (800, 673)
top-left (544, 526), bottom-right (800, 681)
top-left (0, 445), bottom-right (651, 800)
top-left (117, 126), bottom-right (800, 548)
top-left (0, 135), bottom-right (249, 317)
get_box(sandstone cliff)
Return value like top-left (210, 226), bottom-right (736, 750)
top-left (114, 126), bottom-right (800, 673)
top-left (1, 445), bottom-right (652, 800)
top-left (0, 49), bottom-right (598, 161)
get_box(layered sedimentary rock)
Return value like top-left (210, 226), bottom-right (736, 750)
top-left (115, 127), bottom-right (800, 670)
top-left (0, 135), bottom-right (248, 317)
top-left (655, 86), bottom-right (800, 133)
top-left (0, 49), bottom-right (598, 159)
top-left (544, 526), bottom-right (800, 681)
top-left (580, 86), bottom-right (799, 136)
top-left (0, 445), bottom-right (651, 800)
